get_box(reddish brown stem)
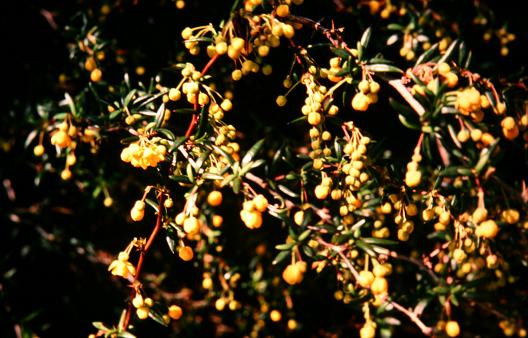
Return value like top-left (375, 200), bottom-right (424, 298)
top-left (121, 193), bottom-right (165, 332)
top-left (184, 54), bottom-right (221, 138)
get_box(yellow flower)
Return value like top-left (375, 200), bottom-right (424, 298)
top-left (108, 251), bottom-right (136, 279)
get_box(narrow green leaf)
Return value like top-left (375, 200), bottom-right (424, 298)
top-left (298, 229), bottom-right (312, 242)
top-left (212, 145), bottom-right (235, 165)
top-left (302, 245), bottom-right (315, 258)
top-left (117, 331), bottom-right (136, 338)
top-left (437, 39), bottom-right (459, 65)
top-left (145, 198), bottom-right (159, 213)
top-left (362, 237), bottom-right (398, 246)
top-left (242, 138), bottom-right (265, 166)
top-left (166, 235), bottom-right (176, 254)
top-left (366, 64), bottom-right (403, 74)
top-left (360, 27), bottom-right (372, 49)
top-left (156, 128), bottom-right (176, 141)
top-left (123, 89), bottom-right (137, 107)
top-left (202, 172), bottom-right (224, 181)
top-left (474, 140), bottom-right (499, 174)
top-left (109, 109), bottom-right (122, 120)
top-left (272, 250), bottom-right (290, 265)
top-left (398, 114), bottom-right (421, 130)
top-left (389, 98), bottom-right (415, 117)
top-left (457, 41), bottom-right (468, 67)
top-left (330, 47), bottom-right (351, 59)
top-left (154, 103), bottom-right (166, 128)
top-left (186, 163), bottom-right (195, 183)
top-left (92, 322), bottom-right (110, 331)
top-left (415, 43), bottom-right (438, 66)
top-left (194, 106), bottom-right (208, 139)
top-left (355, 240), bottom-right (376, 256)
top-left (275, 243), bottom-right (294, 251)
top-left (386, 23), bottom-right (404, 30)
top-left (278, 184), bottom-right (299, 198)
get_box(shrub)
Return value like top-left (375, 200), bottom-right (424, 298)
top-left (2, 0), bottom-right (528, 337)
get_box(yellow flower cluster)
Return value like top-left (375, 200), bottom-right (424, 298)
top-left (351, 79), bottom-right (380, 112)
top-left (132, 293), bottom-right (153, 320)
top-left (455, 86), bottom-right (491, 121)
top-left (120, 139), bottom-right (167, 169)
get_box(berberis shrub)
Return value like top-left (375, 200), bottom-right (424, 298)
top-left (2, 0), bottom-right (528, 337)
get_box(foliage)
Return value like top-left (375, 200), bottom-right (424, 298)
top-left (2, 0), bottom-right (528, 337)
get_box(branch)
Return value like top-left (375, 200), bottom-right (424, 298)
top-left (121, 193), bottom-right (165, 331)
top-left (388, 79), bottom-right (426, 116)
top-left (389, 250), bottom-right (440, 283)
top-left (390, 301), bottom-right (433, 336)
top-left (316, 238), bottom-right (360, 280)
top-left (185, 54), bottom-right (220, 138)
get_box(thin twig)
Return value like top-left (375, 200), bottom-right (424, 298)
top-left (388, 79), bottom-right (426, 116)
top-left (121, 193), bottom-right (165, 331)
top-left (390, 301), bottom-right (433, 336)
top-left (184, 54), bottom-right (220, 138)
top-left (389, 250), bottom-right (440, 283)
top-left (316, 238), bottom-right (360, 280)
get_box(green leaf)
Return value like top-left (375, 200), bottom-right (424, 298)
top-left (117, 331), bottom-right (136, 338)
top-left (202, 172), bottom-right (224, 181)
top-left (333, 67), bottom-right (351, 77)
top-left (154, 103), bottom-right (166, 128)
top-left (431, 286), bottom-right (449, 295)
top-left (169, 175), bottom-right (191, 184)
top-left (438, 166), bottom-right (473, 177)
top-left (298, 229), bottom-right (311, 242)
top-left (474, 140), bottom-right (499, 174)
top-left (145, 198), bottom-right (159, 213)
top-left (389, 98), bottom-right (415, 117)
top-left (109, 109), bottom-right (122, 120)
top-left (330, 47), bottom-right (351, 59)
top-left (24, 130), bottom-right (38, 149)
top-left (287, 115), bottom-right (307, 125)
top-left (92, 322), bottom-right (110, 331)
top-left (92, 186), bottom-right (102, 198)
top-left (63, 93), bottom-right (77, 117)
top-left (123, 89), bottom-right (137, 107)
top-left (212, 145), bottom-right (235, 166)
top-left (366, 64), bottom-right (403, 74)
top-left (156, 128), bottom-right (176, 141)
top-left (362, 237), bottom-right (398, 246)
top-left (272, 250), bottom-right (290, 265)
top-left (170, 136), bottom-right (187, 152)
top-left (355, 240), bottom-right (376, 256)
top-left (186, 163), bottom-right (195, 184)
top-left (232, 177), bottom-right (241, 194)
top-left (386, 23), bottom-right (404, 30)
top-left (360, 27), bottom-right (372, 49)
top-left (194, 106), bottom-right (208, 139)
top-left (301, 245), bottom-right (315, 258)
top-left (149, 307), bottom-right (169, 327)
top-left (398, 114), bottom-right (421, 130)
top-left (278, 184), bottom-right (299, 198)
top-left (242, 138), bottom-right (265, 166)
top-left (457, 41), bottom-right (468, 67)
top-left (415, 43), bottom-right (438, 66)
top-left (275, 243), bottom-right (295, 251)
top-left (450, 293), bottom-right (459, 306)
top-left (166, 235), bottom-right (177, 254)
top-left (437, 39), bottom-right (459, 65)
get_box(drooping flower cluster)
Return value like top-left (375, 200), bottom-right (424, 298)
top-left (120, 138), bottom-right (167, 169)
